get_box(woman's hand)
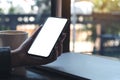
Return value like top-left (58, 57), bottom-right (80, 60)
top-left (11, 27), bottom-right (66, 67)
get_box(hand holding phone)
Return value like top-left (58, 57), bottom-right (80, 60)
top-left (28, 17), bottom-right (68, 57)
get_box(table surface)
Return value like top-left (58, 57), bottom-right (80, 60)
top-left (41, 52), bottom-right (120, 80)
top-left (2, 52), bottom-right (120, 80)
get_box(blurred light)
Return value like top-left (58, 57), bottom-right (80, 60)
top-left (23, 17), bottom-right (28, 22)
top-left (79, 16), bottom-right (84, 22)
top-left (71, 1), bottom-right (94, 15)
top-left (118, 2), bottom-right (120, 7)
top-left (111, 0), bottom-right (115, 2)
top-left (29, 17), bottom-right (35, 22)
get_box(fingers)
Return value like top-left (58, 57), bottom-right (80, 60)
top-left (54, 33), bottom-right (66, 56)
top-left (58, 33), bottom-right (66, 43)
top-left (55, 43), bottom-right (62, 56)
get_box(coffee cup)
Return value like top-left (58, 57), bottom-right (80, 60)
top-left (0, 30), bottom-right (28, 76)
top-left (0, 30), bottom-right (28, 50)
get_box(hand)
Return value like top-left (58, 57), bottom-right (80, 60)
top-left (11, 27), bottom-right (66, 67)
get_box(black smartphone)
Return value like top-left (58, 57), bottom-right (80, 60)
top-left (28, 17), bottom-right (69, 57)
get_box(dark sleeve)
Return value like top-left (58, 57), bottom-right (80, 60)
top-left (0, 47), bottom-right (11, 77)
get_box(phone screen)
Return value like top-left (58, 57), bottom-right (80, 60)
top-left (28, 17), bottom-right (68, 57)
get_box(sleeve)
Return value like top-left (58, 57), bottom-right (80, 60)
top-left (0, 47), bottom-right (11, 77)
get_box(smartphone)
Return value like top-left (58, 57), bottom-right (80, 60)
top-left (28, 17), bottom-right (68, 57)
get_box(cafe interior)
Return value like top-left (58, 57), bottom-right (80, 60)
top-left (0, 0), bottom-right (120, 80)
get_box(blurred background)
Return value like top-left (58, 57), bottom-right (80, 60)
top-left (0, 0), bottom-right (120, 58)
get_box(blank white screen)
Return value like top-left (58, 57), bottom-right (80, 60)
top-left (28, 17), bottom-right (67, 57)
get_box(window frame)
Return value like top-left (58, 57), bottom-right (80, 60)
top-left (51, 0), bottom-right (71, 52)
